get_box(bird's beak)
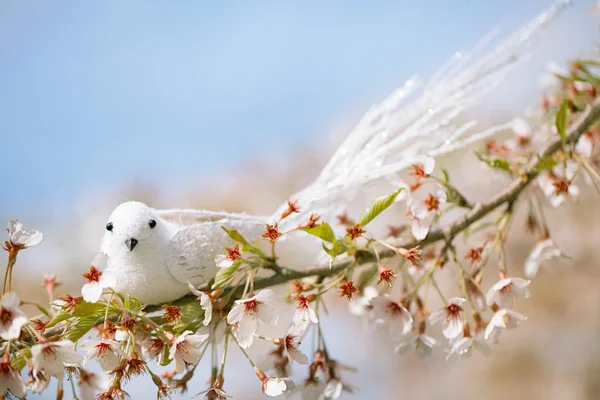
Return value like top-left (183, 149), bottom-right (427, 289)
top-left (125, 238), bottom-right (138, 252)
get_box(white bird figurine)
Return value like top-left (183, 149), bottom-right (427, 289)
top-left (99, 1), bottom-right (570, 305)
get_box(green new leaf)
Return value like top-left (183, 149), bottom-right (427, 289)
top-left (212, 261), bottom-right (241, 289)
top-left (322, 240), bottom-right (347, 259)
top-left (123, 295), bottom-right (145, 315)
top-left (357, 188), bottom-right (403, 227)
top-left (46, 311), bottom-right (72, 329)
top-left (536, 155), bottom-right (558, 172)
top-left (556, 99), bottom-right (568, 145)
top-left (440, 168), bottom-right (450, 184)
top-left (221, 226), bottom-right (267, 258)
top-left (475, 152), bottom-right (511, 172)
top-left (303, 222), bottom-right (336, 243)
top-left (10, 348), bottom-right (31, 372)
top-left (64, 313), bottom-right (102, 342)
top-left (173, 301), bottom-right (204, 334)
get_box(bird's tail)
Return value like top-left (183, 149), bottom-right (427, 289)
top-left (273, 0), bottom-right (571, 229)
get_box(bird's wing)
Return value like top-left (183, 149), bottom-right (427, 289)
top-left (165, 218), bottom-right (265, 286)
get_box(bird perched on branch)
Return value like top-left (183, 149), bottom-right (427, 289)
top-left (99, 1), bottom-right (571, 304)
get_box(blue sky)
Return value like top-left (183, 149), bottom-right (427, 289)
top-left (0, 0), bottom-right (597, 223)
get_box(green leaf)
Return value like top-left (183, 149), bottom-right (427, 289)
top-left (303, 222), bottom-right (336, 243)
top-left (440, 168), bottom-right (450, 184)
top-left (212, 262), bottom-right (241, 289)
top-left (322, 240), bottom-right (347, 258)
top-left (536, 155), bottom-right (558, 172)
top-left (73, 301), bottom-right (109, 317)
top-left (556, 99), bottom-right (568, 145)
top-left (221, 227), bottom-right (267, 258)
top-left (10, 348), bottom-right (31, 372)
top-left (123, 295), bottom-right (145, 315)
top-left (475, 152), bottom-right (511, 172)
top-left (357, 189), bottom-right (403, 227)
top-left (63, 313), bottom-right (102, 341)
top-left (46, 311), bottom-right (72, 328)
top-left (172, 301), bottom-right (204, 334)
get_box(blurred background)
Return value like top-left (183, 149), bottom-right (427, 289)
top-left (2, 0), bottom-right (600, 399)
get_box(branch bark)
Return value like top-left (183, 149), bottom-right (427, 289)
top-left (160, 97), bottom-right (600, 310)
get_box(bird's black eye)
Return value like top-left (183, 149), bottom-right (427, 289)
top-left (106, 222), bottom-right (113, 232)
top-left (149, 219), bottom-right (157, 229)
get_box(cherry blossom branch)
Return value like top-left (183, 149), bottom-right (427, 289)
top-left (151, 97), bottom-right (600, 312)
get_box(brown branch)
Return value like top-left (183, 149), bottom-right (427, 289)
top-left (159, 97), bottom-right (600, 311)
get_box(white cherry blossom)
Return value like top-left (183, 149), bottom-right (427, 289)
top-left (485, 277), bottom-right (531, 309)
top-left (188, 282), bottom-right (213, 326)
top-left (78, 370), bottom-right (109, 400)
top-left (81, 339), bottom-right (125, 373)
top-left (3, 220), bottom-right (43, 250)
top-left (31, 340), bottom-right (83, 378)
top-left (81, 254), bottom-right (116, 303)
top-left (484, 308), bottom-right (527, 343)
top-left (394, 333), bottom-right (437, 357)
top-left (169, 331), bottom-right (209, 373)
top-left (0, 354), bottom-right (26, 399)
top-left (537, 160), bottom-right (580, 208)
top-left (409, 186), bottom-right (446, 240)
top-left (227, 289), bottom-right (278, 349)
top-left (429, 297), bottom-right (466, 339)
top-left (0, 292), bottom-right (28, 340)
top-left (576, 132), bottom-right (594, 157)
top-left (525, 238), bottom-right (564, 278)
top-left (370, 295), bottom-right (413, 339)
top-left (283, 316), bottom-right (310, 365)
top-left (263, 377), bottom-right (291, 397)
top-left (447, 335), bottom-right (491, 359)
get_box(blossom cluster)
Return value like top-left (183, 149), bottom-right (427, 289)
top-left (1, 41), bottom-right (600, 400)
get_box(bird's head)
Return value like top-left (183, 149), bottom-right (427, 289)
top-left (101, 201), bottom-right (172, 259)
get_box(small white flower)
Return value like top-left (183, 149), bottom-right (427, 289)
top-left (28, 369), bottom-right (50, 394)
top-left (394, 333), bottom-right (437, 357)
top-left (194, 387), bottom-right (231, 399)
top-left (447, 335), bottom-right (491, 359)
top-left (301, 379), bottom-right (325, 400)
top-left (537, 161), bottom-right (580, 208)
top-left (81, 254), bottom-right (116, 303)
top-left (574, 80), bottom-right (594, 92)
top-left (525, 238), bottom-right (564, 278)
top-left (0, 355), bottom-right (26, 399)
top-left (485, 277), bottom-right (531, 309)
top-left (140, 337), bottom-right (166, 365)
top-left (114, 327), bottom-right (129, 342)
top-left (284, 316), bottom-right (310, 365)
top-left (215, 244), bottom-right (242, 268)
top-left (0, 292), bottom-right (28, 340)
top-left (81, 340), bottom-right (125, 373)
top-left (31, 340), bottom-right (83, 378)
top-left (169, 331), bottom-right (209, 374)
top-left (538, 61), bottom-right (567, 91)
top-left (370, 295), bottom-right (413, 339)
top-left (409, 186), bottom-right (446, 240)
top-left (227, 289), bottom-right (278, 349)
top-left (429, 297), bottom-right (466, 339)
top-left (78, 370), bottom-right (109, 400)
top-left (3, 220), bottom-right (43, 250)
top-left (188, 282), bottom-right (213, 326)
top-left (263, 377), bottom-right (288, 397)
top-left (322, 378), bottom-right (358, 400)
top-left (505, 118), bottom-right (532, 151)
top-left (348, 286), bottom-right (378, 317)
top-left (576, 132), bottom-right (594, 158)
top-left (484, 309), bottom-right (527, 343)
